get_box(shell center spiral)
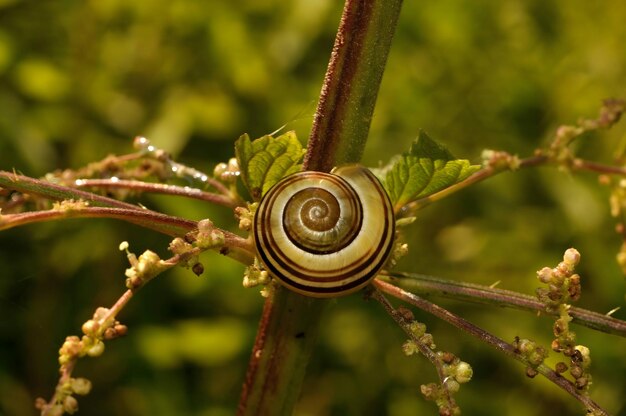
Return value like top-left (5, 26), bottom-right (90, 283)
top-left (283, 186), bottom-right (360, 254)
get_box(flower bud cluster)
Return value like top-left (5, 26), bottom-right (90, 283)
top-left (419, 383), bottom-right (461, 416)
top-left (235, 205), bottom-right (255, 231)
top-left (41, 305), bottom-right (126, 415)
top-left (120, 242), bottom-right (169, 289)
top-left (195, 219), bottom-right (225, 249)
top-left (481, 149), bottom-right (520, 171)
top-left (394, 307), bottom-right (469, 416)
top-left (536, 249), bottom-right (593, 390)
top-left (513, 337), bottom-right (548, 378)
top-left (396, 307), bottom-right (434, 354)
top-left (437, 351), bottom-right (473, 387)
top-left (35, 376), bottom-right (92, 415)
top-left (168, 237), bottom-right (202, 275)
top-left (554, 344), bottom-right (592, 391)
top-left (608, 179), bottom-right (626, 276)
top-left (242, 263), bottom-right (270, 289)
top-left (385, 240), bottom-right (409, 269)
top-left (213, 158), bottom-right (240, 183)
top-left (535, 248), bottom-right (581, 312)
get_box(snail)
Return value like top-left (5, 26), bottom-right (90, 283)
top-left (253, 165), bottom-right (395, 297)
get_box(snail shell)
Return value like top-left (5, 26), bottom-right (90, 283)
top-left (253, 165), bottom-right (395, 298)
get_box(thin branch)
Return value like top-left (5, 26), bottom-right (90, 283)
top-left (373, 279), bottom-right (608, 416)
top-left (572, 158), bottom-right (626, 176)
top-left (0, 170), bottom-right (142, 210)
top-left (380, 272), bottom-right (626, 337)
top-left (405, 153), bottom-right (626, 213)
top-left (73, 178), bottom-right (240, 208)
top-left (0, 206), bottom-right (196, 236)
top-left (0, 207), bottom-right (255, 263)
top-left (369, 288), bottom-right (457, 410)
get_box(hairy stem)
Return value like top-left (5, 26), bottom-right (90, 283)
top-left (0, 206), bottom-right (196, 236)
top-left (374, 279), bottom-right (608, 415)
top-left (0, 207), bottom-right (255, 264)
top-left (238, 289), bottom-right (328, 416)
top-left (0, 170), bottom-right (142, 210)
top-left (239, 1), bottom-right (404, 415)
top-left (304, 0), bottom-right (404, 172)
top-left (73, 179), bottom-right (241, 208)
top-left (380, 272), bottom-right (626, 337)
top-left (409, 152), bottom-right (626, 213)
top-left (370, 288), bottom-right (457, 411)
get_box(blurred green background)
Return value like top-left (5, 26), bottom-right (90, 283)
top-left (1, 1), bottom-right (626, 415)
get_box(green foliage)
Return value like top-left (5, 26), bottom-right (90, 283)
top-left (383, 131), bottom-right (480, 209)
top-left (235, 131), bottom-right (305, 200)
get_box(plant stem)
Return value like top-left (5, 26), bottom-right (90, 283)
top-left (239, 1), bottom-right (404, 414)
top-left (304, 0), bottom-right (404, 172)
top-left (0, 170), bottom-right (142, 210)
top-left (0, 206), bottom-right (196, 236)
top-left (73, 179), bottom-right (240, 208)
top-left (374, 279), bottom-right (608, 415)
top-left (370, 288), bottom-right (457, 411)
top-left (380, 272), bottom-right (626, 337)
top-left (238, 289), bottom-right (328, 416)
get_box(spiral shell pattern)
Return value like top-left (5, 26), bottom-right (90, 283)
top-left (253, 165), bottom-right (395, 297)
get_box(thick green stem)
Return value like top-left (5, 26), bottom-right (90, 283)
top-left (238, 1), bottom-right (403, 414)
top-left (304, 0), bottom-right (404, 171)
top-left (237, 289), bottom-right (328, 416)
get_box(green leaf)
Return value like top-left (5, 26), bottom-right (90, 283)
top-left (384, 131), bottom-right (480, 209)
top-left (235, 131), bottom-right (305, 200)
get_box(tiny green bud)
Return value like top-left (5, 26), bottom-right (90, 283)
top-left (71, 378), bottom-right (92, 395)
top-left (419, 333), bottom-right (435, 349)
top-left (93, 307), bottom-right (109, 321)
top-left (395, 217), bottom-right (416, 227)
top-left (455, 361), bottom-right (473, 383)
top-left (528, 349), bottom-right (546, 366)
top-left (444, 378), bottom-right (460, 393)
top-left (239, 217), bottom-right (252, 231)
top-left (213, 162), bottom-right (228, 178)
top-left (198, 218), bottom-right (213, 232)
top-left (258, 270), bottom-right (270, 284)
top-left (420, 383), bottom-right (438, 400)
top-left (81, 320), bottom-right (99, 336)
top-left (168, 237), bottom-right (190, 255)
top-left (537, 267), bottom-right (553, 283)
top-left (60, 336), bottom-right (82, 357)
top-left (86, 340), bottom-right (105, 357)
top-left (63, 395), bottom-right (78, 414)
top-left (401, 340), bottom-right (418, 356)
top-left (563, 248), bottom-right (580, 266)
top-left (517, 338), bottom-right (535, 354)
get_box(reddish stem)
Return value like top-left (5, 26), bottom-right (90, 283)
top-left (374, 279), bottom-right (608, 415)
